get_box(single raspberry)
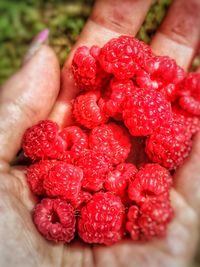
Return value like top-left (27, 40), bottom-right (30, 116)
top-left (76, 149), bottom-right (111, 191)
top-left (128, 164), bottom-right (172, 204)
top-left (102, 78), bottom-right (137, 118)
top-left (126, 198), bottom-right (174, 240)
top-left (172, 104), bottom-right (200, 137)
top-left (70, 190), bottom-right (92, 209)
top-left (99, 35), bottom-right (152, 79)
top-left (145, 121), bottom-right (192, 170)
top-left (178, 72), bottom-right (200, 116)
top-left (34, 198), bottom-right (76, 243)
top-left (22, 120), bottom-right (66, 160)
top-left (72, 91), bottom-right (108, 129)
top-left (104, 163), bottom-right (137, 195)
top-left (89, 122), bottom-right (131, 165)
top-left (43, 162), bottom-right (83, 201)
top-left (136, 56), bottom-right (185, 101)
top-left (123, 88), bottom-right (173, 136)
top-left (78, 192), bottom-right (125, 245)
top-left (72, 45), bottom-right (109, 91)
top-left (59, 126), bottom-right (88, 160)
top-left (26, 160), bottom-right (57, 196)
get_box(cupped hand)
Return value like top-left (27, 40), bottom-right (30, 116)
top-left (0, 1), bottom-right (200, 267)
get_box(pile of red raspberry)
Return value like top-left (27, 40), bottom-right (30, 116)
top-left (22, 35), bottom-right (200, 245)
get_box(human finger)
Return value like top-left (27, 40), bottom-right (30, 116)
top-left (0, 45), bottom-right (60, 170)
top-left (150, 0), bottom-right (200, 70)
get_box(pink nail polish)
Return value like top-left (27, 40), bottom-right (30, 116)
top-left (33, 28), bottom-right (49, 44)
top-left (23, 28), bottom-right (49, 64)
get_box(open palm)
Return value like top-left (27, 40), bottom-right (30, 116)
top-left (1, 1), bottom-right (200, 267)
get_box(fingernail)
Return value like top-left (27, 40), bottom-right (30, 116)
top-left (23, 28), bottom-right (49, 64)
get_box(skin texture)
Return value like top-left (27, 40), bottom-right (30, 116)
top-left (0, 0), bottom-right (200, 266)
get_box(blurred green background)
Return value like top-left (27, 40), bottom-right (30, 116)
top-left (0, 0), bottom-right (173, 85)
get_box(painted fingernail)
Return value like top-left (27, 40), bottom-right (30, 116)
top-left (23, 28), bottom-right (49, 63)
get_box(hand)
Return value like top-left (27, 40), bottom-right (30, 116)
top-left (0, 1), bottom-right (200, 267)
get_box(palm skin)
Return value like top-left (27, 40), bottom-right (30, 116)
top-left (1, 0), bottom-right (200, 266)
top-left (0, 156), bottom-right (198, 267)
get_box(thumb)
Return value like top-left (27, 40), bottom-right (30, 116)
top-left (0, 44), bottom-right (60, 170)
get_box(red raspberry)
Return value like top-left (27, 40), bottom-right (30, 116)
top-left (104, 163), bottom-right (138, 195)
top-left (89, 122), bottom-right (131, 165)
top-left (140, 197), bottom-right (174, 224)
top-left (78, 192), bottom-right (125, 245)
top-left (77, 149), bottom-right (111, 191)
top-left (126, 205), bottom-right (140, 240)
top-left (128, 164), bottom-right (172, 204)
top-left (72, 91), bottom-right (108, 129)
top-left (126, 198), bottom-right (174, 240)
top-left (59, 126), bottom-right (88, 160)
top-left (72, 45), bottom-right (109, 91)
top-left (172, 105), bottom-right (200, 137)
top-left (43, 162), bottom-right (83, 201)
top-left (70, 190), bottom-right (92, 209)
top-left (26, 160), bottom-right (57, 196)
top-left (34, 198), bottom-right (76, 243)
top-left (102, 78), bottom-right (137, 118)
top-left (136, 56), bottom-right (185, 101)
top-left (22, 120), bottom-right (66, 160)
top-left (123, 88), bottom-right (173, 136)
top-left (139, 198), bottom-right (174, 240)
top-left (145, 121), bottom-right (192, 170)
top-left (99, 35), bottom-right (152, 80)
top-left (178, 72), bottom-right (200, 116)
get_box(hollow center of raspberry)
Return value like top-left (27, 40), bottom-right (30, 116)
top-left (142, 190), bottom-right (155, 197)
top-left (66, 138), bottom-right (74, 150)
top-left (50, 211), bottom-right (60, 224)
